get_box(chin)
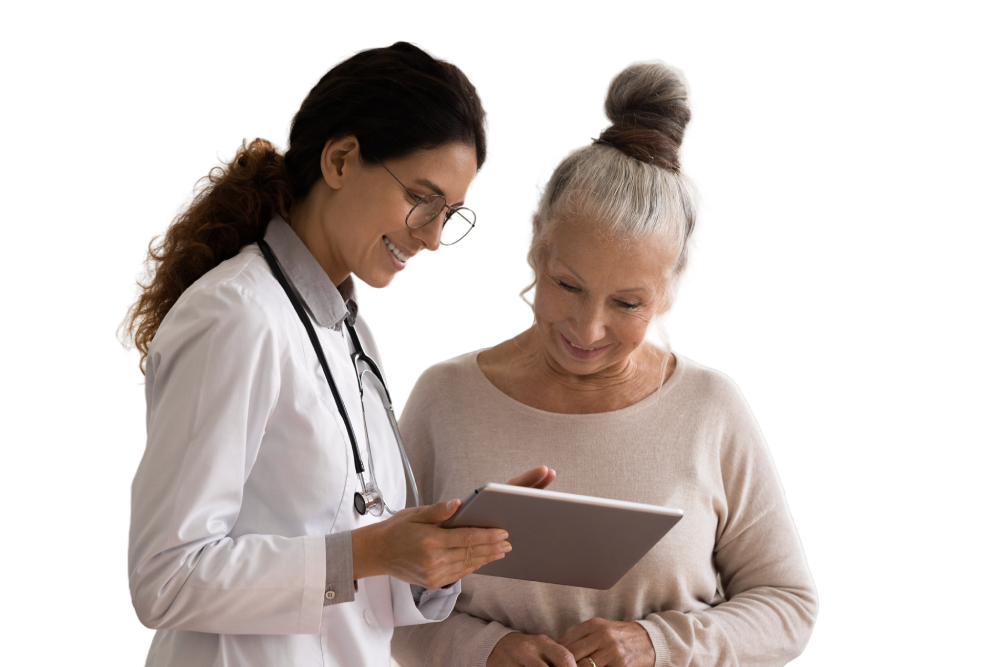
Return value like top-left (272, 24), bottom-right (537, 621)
top-left (355, 270), bottom-right (394, 289)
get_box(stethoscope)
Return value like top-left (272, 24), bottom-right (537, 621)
top-left (258, 238), bottom-right (421, 517)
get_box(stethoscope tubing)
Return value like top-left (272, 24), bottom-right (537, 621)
top-left (257, 238), bottom-right (420, 514)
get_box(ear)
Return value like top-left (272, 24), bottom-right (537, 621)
top-left (320, 136), bottom-right (361, 190)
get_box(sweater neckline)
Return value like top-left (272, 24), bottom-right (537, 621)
top-left (467, 349), bottom-right (688, 423)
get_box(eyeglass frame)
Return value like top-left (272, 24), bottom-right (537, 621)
top-left (373, 157), bottom-right (476, 245)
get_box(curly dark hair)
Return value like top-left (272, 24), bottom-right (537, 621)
top-left (122, 42), bottom-right (487, 371)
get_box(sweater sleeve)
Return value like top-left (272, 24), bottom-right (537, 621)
top-left (637, 380), bottom-right (818, 667)
top-left (393, 612), bottom-right (514, 667)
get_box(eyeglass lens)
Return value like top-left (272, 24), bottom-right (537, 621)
top-left (444, 211), bottom-right (472, 244)
top-left (406, 196), bottom-right (476, 246)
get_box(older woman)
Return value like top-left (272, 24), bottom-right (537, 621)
top-left (391, 63), bottom-right (817, 667)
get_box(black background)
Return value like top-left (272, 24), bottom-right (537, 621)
top-left (117, 32), bottom-right (836, 663)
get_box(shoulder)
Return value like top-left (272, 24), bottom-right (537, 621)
top-left (673, 355), bottom-right (748, 408)
top-left (668, 354), bottom-right (763, 440)
top-left (404, 351), bottom-right (483, 411)
top-left (150, 245), bottom-right (287, 357)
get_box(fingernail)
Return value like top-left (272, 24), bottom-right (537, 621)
top-left (447, 499), bottom-right (458, 510)
top-left (500, 531), bottom-right (509, 540)
top-left (502, 541), bottom-right (512, 552)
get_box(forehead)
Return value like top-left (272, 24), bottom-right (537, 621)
top-left (545, 216), bottom-right (676, 290)
top-left (383, 143), bottom-right (478, 200)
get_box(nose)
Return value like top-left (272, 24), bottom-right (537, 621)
top-left (570, 300), bottom-right (606, 346)
top-left (410, 212), bottom-right (445, 252)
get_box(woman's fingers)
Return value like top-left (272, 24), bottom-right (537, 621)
top-left (557, 618), bottom-right (600, 653)
top-left (487, 633), bottom-right (576, 667)
top-left (560, 619), bottom-right (655, 667)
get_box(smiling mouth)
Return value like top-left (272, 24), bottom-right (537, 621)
top-left (383, 237), bottom-right (408, 264)
top-left (560, 332), bottom-right (609, 357)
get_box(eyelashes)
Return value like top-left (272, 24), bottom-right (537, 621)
top-left (556, 280), bottom-right (640, 310)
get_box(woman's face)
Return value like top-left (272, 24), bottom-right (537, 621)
top-left (314, 140), bottom-right (478, 288)
top-left (533, 215), bottom-right (675, 377)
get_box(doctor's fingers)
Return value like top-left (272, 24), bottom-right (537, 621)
top-left (419, 543), bottom-right (510, 588)
top-left (434, 525), bottom-right (510, 550)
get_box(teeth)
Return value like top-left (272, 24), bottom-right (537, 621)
top-left (383, 237), bottom-right (407, 264)
top-left (570, 341), bottom-right (597, 351)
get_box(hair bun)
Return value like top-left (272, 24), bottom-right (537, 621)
top-left (598, 62), bottom-right (691, 170)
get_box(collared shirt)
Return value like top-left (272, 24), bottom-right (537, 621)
top-left (129, 216), bottom-right (459, 667)
top-left (261, 216), bottom-right (359, 330)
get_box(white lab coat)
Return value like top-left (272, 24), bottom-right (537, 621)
top-left (129, 219), bottom-right (458, 666)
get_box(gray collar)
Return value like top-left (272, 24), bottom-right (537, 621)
top-left (263, 216), bottom-right (358, 330)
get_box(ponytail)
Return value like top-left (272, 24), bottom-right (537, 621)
top-left (122, 139), bottom-right (292, 371)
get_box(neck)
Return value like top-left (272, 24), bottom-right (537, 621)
top-left (287, 190), bottom-right (350, 286)
top-left (526, 326), bottom-right (646, 394)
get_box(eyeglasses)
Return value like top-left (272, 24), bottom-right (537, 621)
top-left (374, 158), bottom-right (476, 246)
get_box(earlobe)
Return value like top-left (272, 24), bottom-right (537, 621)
top-left (320, 136), bottom-right (360, 190)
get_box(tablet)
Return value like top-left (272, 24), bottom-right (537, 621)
top-left (440, 483), bottom-right (683, 590)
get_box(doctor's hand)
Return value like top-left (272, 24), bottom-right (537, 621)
top-left (557, 618), bottom-right (655, 667)
top-left (487, 632), bottom-right (577, 667)
top-left (351, 499), bottom-right (510, 589)
top-left (506, 465), bottom-right (557, 490)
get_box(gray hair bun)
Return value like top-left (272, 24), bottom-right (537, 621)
top-left (598, 63), bottom-right (691, 171)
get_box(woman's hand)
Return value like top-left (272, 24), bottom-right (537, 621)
top-left (506, 465), bottom-right (557, 489)
top-left (487, 631), bottom-right (576, 667)
top-left (351, 499), bottom-right (510, 589)
top-left (558, 618), bottom-right (655, 667)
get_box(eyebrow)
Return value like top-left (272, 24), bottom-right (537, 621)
top-left (554, 257), bottom-right (652, 295)
top-left (414, 178), bottom-right (464, 207)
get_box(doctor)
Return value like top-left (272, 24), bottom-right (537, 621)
top-left (124, 42), bottom-right (554, 666)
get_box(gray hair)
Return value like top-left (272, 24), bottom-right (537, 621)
top-left (526, 62), bottom-right (698, 313)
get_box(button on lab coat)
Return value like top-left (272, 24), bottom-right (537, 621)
top-left (129, 219), bottom-right (458, 666)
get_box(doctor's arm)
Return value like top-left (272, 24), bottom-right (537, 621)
top-left (129, 284), bottom-right (331, 635)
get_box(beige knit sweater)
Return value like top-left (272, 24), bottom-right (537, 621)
top-left (391, 352), bottom-right (817, 667)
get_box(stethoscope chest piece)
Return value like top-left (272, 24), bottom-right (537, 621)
top-left (354, 490), bottom-right (382, 516)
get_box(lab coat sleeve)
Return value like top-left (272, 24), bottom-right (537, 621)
top-left (128, 278), bottom-right (328, 635)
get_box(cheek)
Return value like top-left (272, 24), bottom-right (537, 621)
top-left (533, 282), bottom-right (570, 326)
top-left (614, 316), bottom-right (651, 345)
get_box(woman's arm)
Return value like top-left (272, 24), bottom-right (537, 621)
top-left (559, 381), bottom-right (819, 667)
top-left (393, 613), bottom-right (518, 667)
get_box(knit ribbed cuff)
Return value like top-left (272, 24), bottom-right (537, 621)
top-left (472, 621), bottom-right (516, 667)
top-left (637, 619), bottom-right (671, 667)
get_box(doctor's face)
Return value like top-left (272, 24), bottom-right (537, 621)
top-left (324, 141), bottom-right (478, 289)
top-left (533, 215), bottom-right (674, 377)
